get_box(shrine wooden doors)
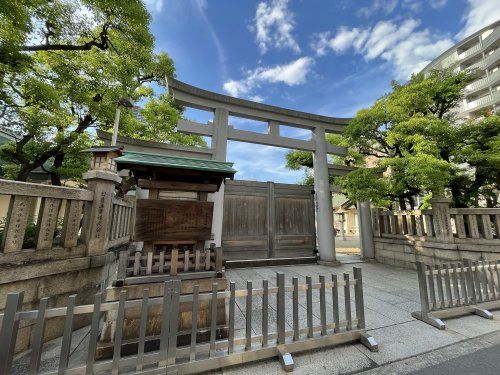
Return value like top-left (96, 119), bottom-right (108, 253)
top-left (222, 180), bottom-right (316, 260)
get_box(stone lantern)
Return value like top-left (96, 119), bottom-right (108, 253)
top-left (84, 146), bottom-right (123, 172)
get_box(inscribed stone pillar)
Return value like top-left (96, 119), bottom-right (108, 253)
top-left (83, 170), bottom-right (122, 255)
top-left (312, 126), bottom-right (337, 264)
top-left (429, 198), bottom-right (453, 243)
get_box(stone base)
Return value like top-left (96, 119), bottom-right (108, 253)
top-left (96, 276), bottom-right (227, 359)
top-left (317, 260), bottom-right (342, 266)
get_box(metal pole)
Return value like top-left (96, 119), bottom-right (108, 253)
top-left (111, 104), bottom-right (122, 146)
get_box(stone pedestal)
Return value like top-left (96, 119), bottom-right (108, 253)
top-left (96, 277), bottom-right (227, 358)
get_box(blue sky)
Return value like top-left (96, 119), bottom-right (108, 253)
top-left (144, 0), bottom-right (500, 183)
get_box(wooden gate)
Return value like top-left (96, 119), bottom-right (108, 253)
top-left (222, 180), bottom-right (316, 260)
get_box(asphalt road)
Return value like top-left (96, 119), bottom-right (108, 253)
top-left (408, 343), bottom-right (500, 375)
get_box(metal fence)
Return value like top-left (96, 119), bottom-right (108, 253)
top-left (0, 267), bottom-right (377, 374)
top-left (412, 260), bottom-right (500, 329)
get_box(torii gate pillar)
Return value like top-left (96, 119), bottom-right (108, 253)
top-left (313, 126), bottom-right (337, 264)
top-left (210, 107), bottom-right (229, 247)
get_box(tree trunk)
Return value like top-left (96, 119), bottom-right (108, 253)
top-left (408, 196), bottom-right (416, 210)
top-left (15, 165), bottom-right (31, 182)
top-left (49, 152), bottom-right (64, 186)
top-left (398, 197), bottom-right (407, 210)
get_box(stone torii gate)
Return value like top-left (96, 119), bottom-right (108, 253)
top-left (168, 78), bottom-right (350, 264)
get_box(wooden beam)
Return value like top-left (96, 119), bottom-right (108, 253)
top-left (138, 179), bottom-right (218, 193)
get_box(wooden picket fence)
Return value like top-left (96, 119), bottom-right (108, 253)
top-left (412, 260), bottom-right (500, 329)
top-left (108, 197), bottom-right (135, 249)
top-left (0, 267), bottom-right (377, 374)
top-left (115, 245), bottom-right (224, 286)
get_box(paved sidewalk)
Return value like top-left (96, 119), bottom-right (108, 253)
top-left (11, 261), bottom-right (500, 374)
top-left (223, 262), bottom-right (500, 374)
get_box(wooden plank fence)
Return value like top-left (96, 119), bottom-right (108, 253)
top-left (412, 260), bottom-right (500, 329)
top-left (108, 197), bottom-right (134, 249)
top-left (0, 267), bottom-right (377, 374)
top-left (116, 245), bottom-right (224, 286)
top-left (222, 180), bottom-right (316, 260)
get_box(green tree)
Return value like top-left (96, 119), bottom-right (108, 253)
top-left (0, 0), bottom-right (202, 185)
top-left (286, 69), bottom-right (500, 208)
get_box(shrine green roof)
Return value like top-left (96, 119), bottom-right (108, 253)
top-left (114, 150), bottom-right (237, 175)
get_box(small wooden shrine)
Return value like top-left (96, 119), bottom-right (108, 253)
top-left (97, 150), bottom-right (236, 357)
top-left (120, 150), bottom-right (234, 280)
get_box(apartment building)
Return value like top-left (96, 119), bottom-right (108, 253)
top-left (421, 20), bottom-right (500, 118)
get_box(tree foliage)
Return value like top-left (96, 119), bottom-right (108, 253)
top-left (0, 0), bottom-right (203, 185)
top-left (286, 69), bottom-right (500, 208)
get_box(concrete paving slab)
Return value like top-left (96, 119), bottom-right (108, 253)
top-left (359, 320), bottom-right (467, 365)
top-left (222, 343), bottom-right (374, 375)
top-left (444, 314), bottom-right (500, 338)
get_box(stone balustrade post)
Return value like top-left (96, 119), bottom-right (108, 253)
top-left (358, 201), bottom-right (375, 259)
top-left (82, 170), bottom-right (121, 255)
top-left (429, 198), bottom-right (453, 243)
top-left (371, 208), bottom-right (382, 237)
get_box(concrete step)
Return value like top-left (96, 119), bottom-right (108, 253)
top-left (225, 255), bottom-right (318, 269)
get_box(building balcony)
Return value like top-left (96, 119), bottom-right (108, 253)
top-left (482, 27), bottom-right (500, 50)
top-left (484, 48), bottom-right (500, 68)
top-left (465, 75), bottom-right (489, 92)
top-left (493, 89), bottom-right (500, 103)
top-left (465, 69), bottom-right (500, 94)
top-left (458, 43), bottom-right (482, 61)
top-left (467, 93), bottom-right (492, 110)
top-left (489, 68), bottom-right (500, 85)
top-left (463, 59), bottom-right (484, 72)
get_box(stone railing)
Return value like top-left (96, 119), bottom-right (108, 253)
top-left (0, 178), bottom-right (134, 262)
top-left (0, 173), bottom-right (134, 353)
top-left (371, 198), bottom-right (500, 269)
top-left (0, 180), bottom-right (92, 256)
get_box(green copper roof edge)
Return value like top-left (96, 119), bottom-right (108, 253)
top-left (118, 149), bottom-right (235, 167)
top-left (114, 150), bottom-right (237, 173)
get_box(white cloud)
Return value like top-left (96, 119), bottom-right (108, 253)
top-left (428, 0), bottom-right (447, 9)
top-left (249, 95), bottom-right (265, 103)
top-left (144, 0), bottom-right (164, 13)
top-left (357, 0), bottom-right (398, 18)
top-left (458, 0), bottom-right (500, 39)
top-left (251, 0), bottom-right (300, 54)
top-left (311, 19), bottom-right (454, 80)
top-left (357, 0), bottom-right (448, 16)
top-left (311, 27), bottom-right (370, 56)
top-left (223, 57), bottom-right (314, 98)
